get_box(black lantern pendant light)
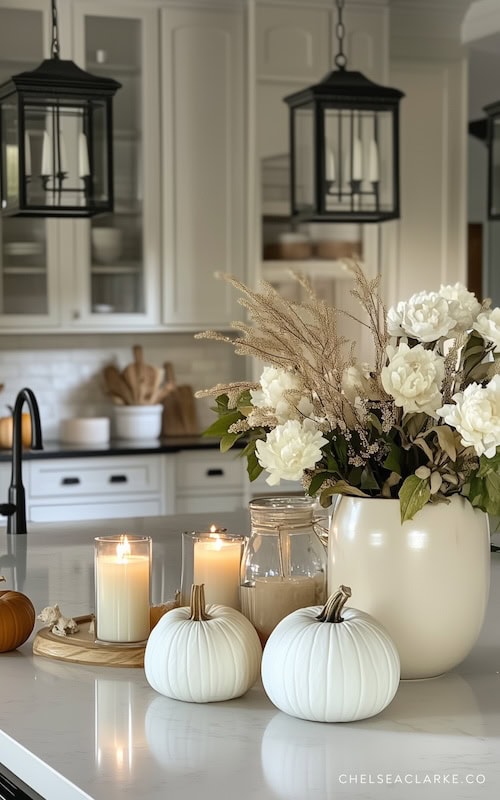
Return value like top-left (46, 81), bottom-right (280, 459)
top-left (0, 0), bottom-right (121, 217)
top-left (284, 0), bottom-right (404, 223)
top-left (484, 100), bottom-right (500, 220)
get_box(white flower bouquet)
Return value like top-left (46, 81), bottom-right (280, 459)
top-left (196, 264), bottom-right (500, 522)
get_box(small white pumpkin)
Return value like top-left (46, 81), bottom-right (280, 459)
top-left (145, 584), bottom-right (262, 703)
top-left (261, 585), bottom-right (400, 722)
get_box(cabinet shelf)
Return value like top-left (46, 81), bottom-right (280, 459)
top-left (86, 61), bottom-right (141, 77)
top-left (261, 260), bottom-right (354, 281)
top-left (91, 263), bottom-right (141, 275)
top-left (2, 266), bottom-right (46, 276)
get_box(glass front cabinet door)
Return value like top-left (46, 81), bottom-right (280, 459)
top-left (70, 2), bottom-right (160, 327)
top-left (0, 0), bottom-right (59, 328)
top-left (0, 0), bottom-right (160, 330)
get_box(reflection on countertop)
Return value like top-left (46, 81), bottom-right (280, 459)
top-left (0, 435), bottom-right (232, 462)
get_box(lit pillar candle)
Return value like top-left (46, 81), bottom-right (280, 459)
top-left (181, 527), bottom-right (244, 610)
top-left (368, 139), bottom-right (379, 182)
top-left (79, 132), bottom-right (90, 177)
top-left (41, 131), bottom-right (52, 176)
top-left (326, 145), bottom-right (335, 182)
top-left (94, 534), bottom-right (151, 643)
top-left (352, 138), bottom-right (363, 181)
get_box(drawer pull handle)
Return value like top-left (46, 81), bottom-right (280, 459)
top-left (61, 477), bottom-right (80, 486)
top-left (206, 468), bottom-right (224, 477)
top-left (109, 474), bottom-right (128, 484)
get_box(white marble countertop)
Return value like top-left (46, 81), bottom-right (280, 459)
top-left (0, 512), bottom-right (499, 800)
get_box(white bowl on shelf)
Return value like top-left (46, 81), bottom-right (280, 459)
top-left (60, 417), bottom-right (110, 445)
top-left (114, 405), bottom-right (163, 440)
top-left (91, 228), bottom-right (123, 264)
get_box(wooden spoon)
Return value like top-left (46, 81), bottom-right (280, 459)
top-left (102, 365), bottom-right (135, 405)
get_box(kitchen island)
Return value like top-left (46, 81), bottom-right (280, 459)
top-left (0, 512), bottom-right (499, 800)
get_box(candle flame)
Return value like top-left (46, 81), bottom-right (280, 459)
top-left (116, 535), bottom-right (131, 561)
top-left (209, 524), bottom-right (217, 533)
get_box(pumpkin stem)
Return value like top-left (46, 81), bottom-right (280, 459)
top-left (316, 584), bottom-right (352, 623)
top-left (189, 584), bottom-right (212, 621)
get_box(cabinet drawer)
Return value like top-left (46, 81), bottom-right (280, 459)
top-left (29, 456), bottom-right (162, 498)
top-left (175, 451), bottom-right (243, 492)
top-left (29, 498), bottom-right (162, 523)
top-left (175, 494), bottom-right (244, 515)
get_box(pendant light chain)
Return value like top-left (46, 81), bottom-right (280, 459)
top-left (51, 0), bottom-right (60, 60)
top-left (334, 0), bottom-right (347, 70)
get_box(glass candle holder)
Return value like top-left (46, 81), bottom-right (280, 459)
top-left (240, 497), bottom-right (327, 645)
top-left (94, 534), bottom-right (152, 644)
top-left (181, 529), bottom-right (245, 610)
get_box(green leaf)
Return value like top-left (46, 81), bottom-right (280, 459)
top-left (468, 470), bottom-right (500, 515)
top-left (220, 432), bottom-right (243, 452)
top-left (202, 409), bottom-right (241, 438)
top-left (413, 437), bottom-right (433, 461)
top-left (320, 481), bottom-right (370, 506)
top-left (247, 451), bottom-right (263, 482)
top-left (325, 453), bottom-right (340, 473)
top-left (383, 443), bottom-right (402, 475)
top-left (214, 394), bottom-right (230, 411)
top-left (432, 426), bottom-right (457, 462)
top-left (308, 472), bottom-right (332, 496)
top-left (360, 464), bottom-right (380, 492)
top-left (399, 475), bottom-right (431, 523)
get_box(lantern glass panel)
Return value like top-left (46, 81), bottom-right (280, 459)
top-left (491, 116), bottom-right (500, 218)
top-left (21, 97), bottom-right (109, 212)
top-left (323, 107), bottom-right (394, 217)
top-left (292, 105), bottom-right (315, 214)
top-left (88, 100), bottom-right (110, 207)
top-left (1, 99), bottom-right (19, 210)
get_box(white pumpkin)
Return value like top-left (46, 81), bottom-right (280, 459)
top-left (145, 584), bottom-right (262, 703)
top-left (261, 585), bottom-right (400, 722)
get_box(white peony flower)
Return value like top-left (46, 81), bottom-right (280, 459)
top-left (439, 283), bottom-right (481, 331)
top-left (438, 375), bottom-right (500, 458)
top-left (250, 366), bottom-right (313, 423)
top-left (341, 363), bottom-right (372, 403)
top-left (386, 302), bottom-right (405, 337)
top-left (473, 307), bottom-right (500, 352)
top-left (381, 342), bottom-right (445, 417)
top-left (255, 419), bottom-right (328, 485)
top-left (387, 291), bottom-right (457, 342)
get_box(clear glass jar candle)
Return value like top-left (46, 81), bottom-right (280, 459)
top-left (181, 528), bottom-right (245, 610)
top-left (240, 497), bottom-right (326, 645)
top-left (94, 534), bottom-right (152, 644)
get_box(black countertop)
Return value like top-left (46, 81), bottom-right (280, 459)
top-left (0, 435), bottom-right (227, 462)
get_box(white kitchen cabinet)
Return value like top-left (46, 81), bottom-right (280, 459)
top-left (160, 6), bottom-right (246, 329)
top-left (0, 0), bottom-right (246, 333)
top-left (253, 2), bottom-right (387, 360)
top-left (174, 450), bottom-right (245, 516)
top-left (27, 453), bottom-right (174, 522)
top-left (0, 0), bottom-right (61, 329)
top-left (0, 0), bottom-right (161, 331)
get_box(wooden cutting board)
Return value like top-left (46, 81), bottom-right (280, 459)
top-left (161, 362), bottom-right (199, 436)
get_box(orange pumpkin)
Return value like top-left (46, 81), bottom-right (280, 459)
top-left (0, 413), bottom-right (32, 449)
top-left (0, 583), bottom-right (36, 652)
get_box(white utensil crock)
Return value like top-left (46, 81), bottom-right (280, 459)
top-left (327, 495), bottom-right (490, 679)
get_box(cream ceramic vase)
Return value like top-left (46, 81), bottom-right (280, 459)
top-left (327, 495), bottom-right (490, 680)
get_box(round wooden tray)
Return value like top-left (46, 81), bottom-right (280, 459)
top-left (32, 602), bottom-right (177, 668)
top-left (33, 615), bottom-right (146, 668)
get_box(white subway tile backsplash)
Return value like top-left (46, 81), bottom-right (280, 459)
top-left (0, 332), bottom-right (246, 440)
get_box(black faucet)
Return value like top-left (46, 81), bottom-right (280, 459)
top-left (0, 388), bottom-right (43, 535)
